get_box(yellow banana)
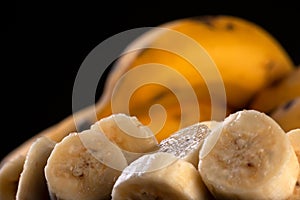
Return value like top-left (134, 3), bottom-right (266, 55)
top-left (96, 15), bottom-right (294, 142)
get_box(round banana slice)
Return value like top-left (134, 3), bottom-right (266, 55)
top-left (287, 129), bottom-right (300, 200)
top-left (0, 155), bottom-right (25, 200)
top-left (111, 152), bottom-right (212, 200)
top-left (199, 109), bottom-right (299, 200)
top-left (44, 130), bottom-right (128, 200)
top-left (159, 122), bottom-right (212, 167)
top-left (16, 136), bottom-right (56, 200)
top-left (91, 113), bottom-right (159, 163)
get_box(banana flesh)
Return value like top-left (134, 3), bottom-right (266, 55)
top-left (91, 113), bottom-right (159, 163)
top-left (198, 109), bottom-right (299, 200)
top-left (44, 130), bottom-right (127, 200)
top-left (287, 129), bottom-right (300, 200)
top-left (0, 155), bottom-right (25, 200)
top-left (159, 122), bottom-right (211, 168)
top-left (16, 136), bottom-right (56, 200)
top-left (111, 152), bottom-right (212, 200)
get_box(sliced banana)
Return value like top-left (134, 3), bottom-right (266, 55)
top-left (112, 152), bottom-right (212, 200)
top-left (0, 155), bottom-right (25, 200)
top-left (287, 129), bottom-right (300, 200)
top-left (159, 122), bottom-right (211, 167)
top-left (198, 109), bottom-right (299, 200)
top-left (91, 113), bottom-right (159, 163)
top-left (44, 130), bottom-right (128, 200)
top-left (16, 136), bottom-right (56, 200)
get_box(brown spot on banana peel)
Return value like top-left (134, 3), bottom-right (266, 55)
top-left (190, 15), bottom-right (217, 28)
top-left (190, 15), bottom-right (235, 31)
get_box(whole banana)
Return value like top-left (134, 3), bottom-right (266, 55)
top-left (198, 109), bottom-right (299, 200)
top-left (96, 15), bottom-right (294, 142)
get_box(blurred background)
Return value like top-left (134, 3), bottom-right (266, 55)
top-left (2, 2), bottom-right (299, 161)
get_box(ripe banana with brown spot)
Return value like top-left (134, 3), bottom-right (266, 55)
top-left (287, 129), bottom-right (300, 200)
top-left (0, 155), bottom-right (25, 200)
top-left (104, 15), bottom-right (294, 142)
top-left (44, 130), bottom-right (128, 200)
top-left (111, 152), bottom-right (213, 200)
top-left (250, 66), bottom-right (300, 113)
top-left (270, 97), bottom-right (300, 132)
top-left (198, 109), bottom-right (299, 200)
top-left (16, 136), bottom-right (56, 200)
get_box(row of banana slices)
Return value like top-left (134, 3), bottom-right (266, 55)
top-left (0, 110), bottom-right (299, 200)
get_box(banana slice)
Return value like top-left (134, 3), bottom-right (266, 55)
top-left (159, 122), bottom-right (212, 168)
top-left (91, 113), bottom-right (159, 163)
top-left (198, 109), bottom-right (299, 200)
top-left (0, 155), bottom-right (25, 200)
top-left (16, 136), bottom-right (56, 200)
top-left (44, 130), bottom-right (128, 200)
top-left (287, 129), bottom-right (300, 200)
top-left (112, 152), bottom-right (212, 200)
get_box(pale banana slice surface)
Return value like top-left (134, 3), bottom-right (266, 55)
top-left (112, 152), bottom-right (212, 200)
top-left (199, 109), bottom-right (299, 200)
top-left (91, 113), bottom-right (159, 163)
top-left (45, 130), bottom-right (127, 200)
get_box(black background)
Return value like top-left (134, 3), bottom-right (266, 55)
top-left (2, 2), bottom-right (300, 161)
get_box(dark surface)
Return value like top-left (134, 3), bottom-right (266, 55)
top-left (2, 2), bottom-right (300, 161)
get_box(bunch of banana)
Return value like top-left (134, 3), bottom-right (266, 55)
top-left (100, 15), bottom-right (294, 141)
top-left (1, 15), bottom-right (295, 167)
top-left (1, 14), bottom-right (299, 199)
